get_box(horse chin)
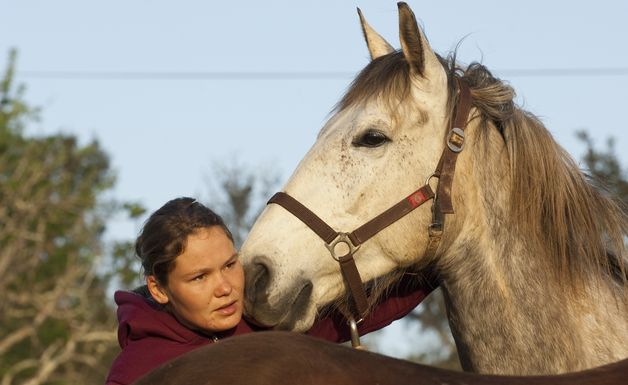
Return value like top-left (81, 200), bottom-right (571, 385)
top-left (245, 302), bottom-right (317, 333)
top-left (244, 306), bottom-right (316, 332)
top-left (244, 276), bottom-right (316, 331)
top-left (273, 304), bottom-right (318, 332)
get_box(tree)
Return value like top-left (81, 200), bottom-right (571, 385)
top-left (202, 159), bottom-right (280, 248)
top-left (577, 130), bottom-right (628, 207)
top-left (0, 50), bottom-right (138, 385)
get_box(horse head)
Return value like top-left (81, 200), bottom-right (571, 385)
top-left (241, 3), bottom-right (461, 331)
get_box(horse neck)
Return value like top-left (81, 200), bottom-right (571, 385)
top-left (434, 120), bottom-right (628, 374)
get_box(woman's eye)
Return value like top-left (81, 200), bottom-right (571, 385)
top-left (225, 261), bottom-right (236, 270)
top-left (352, 130), bottom-right (390, 148)
top-left (192, 274), bottom-right (206, 281)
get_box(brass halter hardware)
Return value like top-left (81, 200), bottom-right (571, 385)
top-left (267, 79), bottom-right (473, 347)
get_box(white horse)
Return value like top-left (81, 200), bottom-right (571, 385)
top-left (240, 2), bottom-right (628, 375)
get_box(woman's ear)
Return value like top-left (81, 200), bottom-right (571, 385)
top-left (146, 275), bottom-right (170, 305)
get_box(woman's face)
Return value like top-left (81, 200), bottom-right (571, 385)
top-left (149, 226), bottom-right (244, 333)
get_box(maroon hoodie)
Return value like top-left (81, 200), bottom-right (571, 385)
top-left (105, 281), bottom-right (435, 385)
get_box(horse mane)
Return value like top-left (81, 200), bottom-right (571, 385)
top-left (337, 50), bottom-right (628, 291)
top-left (459, 61), bottom-right (628, 289)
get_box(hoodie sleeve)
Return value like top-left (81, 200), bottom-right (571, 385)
top-left (305, 277), bottom-right (436, 343)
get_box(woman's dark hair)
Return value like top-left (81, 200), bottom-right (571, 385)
top-left (136, 197), bottom-right (233, 285)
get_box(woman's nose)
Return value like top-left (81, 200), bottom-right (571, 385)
top-left (214, 274), bottom-right (233, 296)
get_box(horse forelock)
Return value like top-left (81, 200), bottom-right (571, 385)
top-left (336, 50), bottom-right (458, 134)
top-left (335, 51), bottom-right (416, 119)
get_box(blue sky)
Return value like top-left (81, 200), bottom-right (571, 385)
top-left (3, 0), bottom-right (628, 357)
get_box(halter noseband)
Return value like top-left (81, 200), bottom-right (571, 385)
top-left (267, 78), bottom-right (472, 341)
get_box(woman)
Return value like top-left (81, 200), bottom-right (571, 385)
top-left (106, 197), bottom-right (435, 385)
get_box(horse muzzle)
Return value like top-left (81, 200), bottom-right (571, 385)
top-left (243, 255), bottom-right (314, 331)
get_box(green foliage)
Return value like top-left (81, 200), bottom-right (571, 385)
top-left (109, 239), bottom-right (141, 287)
top-left (0, 50), bottom-right (135, 385)
top-left (577, 130), bottom-right (628, 207)
top-left (123, 201), bottom-right (147, 219)
top-left (0, 49), bottom-right (40, 135)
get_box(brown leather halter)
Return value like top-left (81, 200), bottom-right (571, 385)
top-left (267, 78), bottom-right (473, 334)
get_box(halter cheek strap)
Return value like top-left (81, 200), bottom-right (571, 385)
top-left (424, 79), bottom-right (473, 259)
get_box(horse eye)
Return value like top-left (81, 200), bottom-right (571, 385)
top-left (352, 130), bottom-right (390, 148)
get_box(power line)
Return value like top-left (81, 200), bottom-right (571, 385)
top-left (16, 71), bottom-right (356, 80)
top-left (498, 67), bottom-right (628, 77)
top-left (15, 67), bottom-right (628, 80)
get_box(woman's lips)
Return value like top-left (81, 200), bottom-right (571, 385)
top-left (216, 300), bottom-right (238, 316)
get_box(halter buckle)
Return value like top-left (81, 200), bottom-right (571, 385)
top-left (447, 127), bottom-right (465, 153)
top-left (325, 232), bottom-right (360, 262)
top-left (428, 222), bottom-right (443, 237)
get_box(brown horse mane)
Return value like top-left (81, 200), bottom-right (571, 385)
top-left (334, 49), bottom-right (628, 296)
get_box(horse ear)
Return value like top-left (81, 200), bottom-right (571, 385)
top-left (357, 7), bottom-right (394, 60)
top-left (397, 2), bottom-right (441, 78)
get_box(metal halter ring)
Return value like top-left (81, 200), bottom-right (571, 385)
top-left (424, 172), bottom-right (439, 187)
top-left (348, 316), bottom-right (365, 349)
top-left (325, 232), bottom-right (360, 262)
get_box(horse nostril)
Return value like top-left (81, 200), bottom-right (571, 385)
top-left (249, 258), bottom-right (271, 299)
top-left (291, 281), bottom-right (313, 321)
